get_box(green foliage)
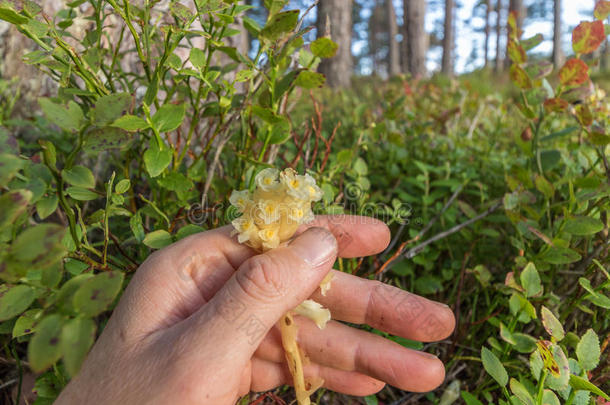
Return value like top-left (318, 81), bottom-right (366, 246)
top-left (0, 1), bottom-right (608, 404)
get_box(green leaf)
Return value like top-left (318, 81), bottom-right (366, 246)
top-left (364, 395), bottom-right (378, 405)
top-left (509, 378), bottom-right (534, 405)
top-left (157, 172), bottom-right (193, 192)
top-left (28, 314), bottom-right (63, 372)
top-left (144, 142), bottom-right (172, 178)
top-left (461, 391), bottom-right (484, 405)
top-left (0, 190), bottom-right (32, 228)
top-left (111, 115), bottom-right (149, 132)
top-left (481, 347), bottom-right (508, 387)
top-left (564, 216), bottom-right (604, 236)
top-left (541, 390), bottom-right (560, 405)
top-left (189, 47), bottom-right (206, 69)
top-left (520, 262), bottom-right (542, 297)
top-left (60, 318), bottom-right (96, 377)
top-left (83, 127), bottom-right (131, 153)
top-left (62, 165), bottom-right (95, 188)
top-left (0, 5), bottom-right (29, 24)
top-left (143, 230), bottom-right (173, 249)
top-left (0, 154), bottom-right (26, 186)
top-left (64, 258), bottom-right (89, 276)
top-left (268, 118), bottom-right (292, 144)
top-left (260, 10), bottom-right (299, 41)
top-left (576, 329), bottom-right (600, 371)
top-left (66, 186), bottom-right (99, 201)
top-left (540, 306), bottom-right (564, 341)
top-left (152, 104), bottom-right (185, 133)
top-left (546, 344), bottom-right (570, 390)
top-left (175, 224), bottom-right (205, 240)
top-left (0, 285), bottom-right (36, 321)
top-left (534, 175), bottom-right (554, 199)
top-left (130, 212), bottom-right (145, 242)
top-left (73, 271), bottom-right (124, 317)
top-left (39, 98), bottom-right (84, 132)
top-left (114, 179), bottom-right (131, 194)
top-left (12, 308), bottom-right (42, 338)
top-left (36, 194), bottom-right (58, 220)
top-left (569, 375), bottom-right (610, 400)
top-left (243, 16), bottom-right (261, 34)
top-left (10, 224), bottom-right (66, 271)
top-left (295, 71), bottom-right (325, 89)
top-left (93, 93), bottom-right (131, 126)
top-left (540, 247), bottom-right (581, 265)
top-left (311, 37), bottom-right (338, 58)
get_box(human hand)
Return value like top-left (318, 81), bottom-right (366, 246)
top-left (56, 215), bottom-right (455, 404)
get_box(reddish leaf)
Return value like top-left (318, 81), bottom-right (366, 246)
top-left (575, 104), bottom-right (593, 127)
top-left (507, 39), bottom-right (527, 64)
top-left (572, 21), bottom-right (605, 55)
top-left (559, 58), bottom-right (589, 86)
top-left (507, 11), bottom-right (518, 39)
top-left (594, 1), bottom-right (610, 20)
top-left (561, 81), bottom-right (594, 104)
top-left (510, 65), bottom-right (532, 89)
top-left (544, 98), bottom-right (569, 113)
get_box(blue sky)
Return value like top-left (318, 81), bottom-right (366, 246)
top-left (354, 0), bottom-right (599, 74)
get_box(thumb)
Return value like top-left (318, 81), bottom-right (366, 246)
top-left (183, 227), bottom-right (337, 360)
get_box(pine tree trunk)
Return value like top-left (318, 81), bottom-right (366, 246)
top-left (387, 0), bottom-right (401, 76)
top-left (484, 0), bottom-right (491, 68)
top-left (317, 0), bottom-right (354, 88)
top-left (404, 0), bottom-right (427, 78)
top-left (441, 0), bottom-right (454, 75)
top-left (495, 0), bottom-right (503, 72)
top-left (552, 0), bottom-right (564, 68)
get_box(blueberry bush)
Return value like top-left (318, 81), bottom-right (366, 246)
top-left (0, 0), bottom-right (609, 404)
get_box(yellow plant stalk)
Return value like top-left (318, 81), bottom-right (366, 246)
top-left (230, 168), bottom-right (331, 405)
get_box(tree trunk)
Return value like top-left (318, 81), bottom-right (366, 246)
top-left (495, 0), bottom-right (503, 72)
top-left (317, 0), bottom-right (353, 88)
top-left (484, 0), bottom-right (491, 68)
top-left (552, 0), bottom-right (564, 68)
top-left (441, 0), bottom-right (454, 75)
top-left (387, 0), bottom-right (401, 76)
top-left (404, 0), bottom-right (427, 78)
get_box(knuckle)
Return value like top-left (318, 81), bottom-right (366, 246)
top-left (236, 254), bottom-right (286, 302)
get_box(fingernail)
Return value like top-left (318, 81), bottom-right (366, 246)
top-left (416, 350), bottom-right (439, 360)
top-left (289, 227), bottom-right (337, 267)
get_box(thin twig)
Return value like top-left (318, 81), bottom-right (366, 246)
top-left (379, 199), bottom-right (502, 275)
top-left (402, 200), bottom-right (502, 260)
top-left (379, 184), bottom-right (464, 273)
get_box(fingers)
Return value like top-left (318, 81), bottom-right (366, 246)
top-left (179, 227), bottom-right (338, 362)
top-left (256, 318), bottom-right (446, 393)
top-left (311, 270), bottom-right (456, 342)
top-left (213, 214), bottom-right (391, 266)
top-left (296, 215), bottom-right (391, 258)
top-left (250, 358), bottom-right (385, 397)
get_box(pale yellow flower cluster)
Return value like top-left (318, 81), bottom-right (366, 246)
top-left (230, 168), bottom-right (323, 251)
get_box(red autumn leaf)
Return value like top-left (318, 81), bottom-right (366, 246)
top-left (572, 20), bottom-right (605, 55)
top-left (594, 1), bottom-right (610, 20)
top-left (543, 98), bottom-right (569, 113)
top-left (559, 58), bottom-right (589, 86)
